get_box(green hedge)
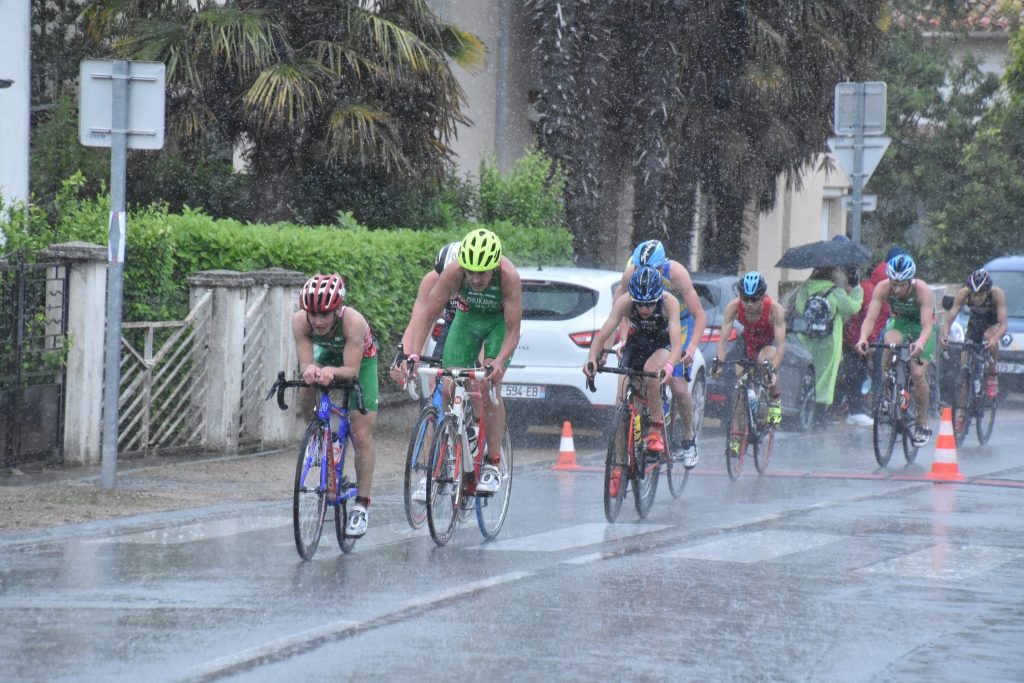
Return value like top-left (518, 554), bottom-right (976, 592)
top-left (2, 185), bottom-right (573, 346)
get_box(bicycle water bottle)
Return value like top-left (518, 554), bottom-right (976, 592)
top-left (466, 423), bottom-right (479, 457)
top-left (330, 433), bottom-right (342, 465)
top-left (747, 387), bottom-right (759, 418)
top-left (861, 377), bottom-right (871, 395)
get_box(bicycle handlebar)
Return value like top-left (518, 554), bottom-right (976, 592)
top-left (265, 371), bottom-right (367, 414)
top-left (867, 342), bottom-right (924, 365)
top-left (417, 364), bottom-right (500, 405)
top-left (585, 364), bottom-right (660, 393)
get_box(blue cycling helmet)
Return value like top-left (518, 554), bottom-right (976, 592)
top-left (740, 271), bottom-right (767, 299)
top-left (631, 240), bottom-right (666, 269)
top-left (628, 265), bottom-right (664, 303)
top-left (886, 253), bottom-right (916, 281)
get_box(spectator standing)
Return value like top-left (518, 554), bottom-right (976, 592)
top-left (794, 266), bottom-right (863, 426)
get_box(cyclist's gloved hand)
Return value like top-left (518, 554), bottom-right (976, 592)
top-left (583, 359), bottom-right (597, 378)
top-left (660, 362), bottom-right (674, 384)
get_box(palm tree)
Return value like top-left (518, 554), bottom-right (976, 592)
top-left (85, 0), bottom-right (485, 222)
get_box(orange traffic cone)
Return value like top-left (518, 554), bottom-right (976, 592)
top-left (552, 420), bottom-right (581, 471)
top-left (927, 407), bottom-right (965, 481)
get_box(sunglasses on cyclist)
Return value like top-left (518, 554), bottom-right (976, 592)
top-left (633, 300), bottom-right (659, 309)
top-left (740, 295), bottom-right (763, 303)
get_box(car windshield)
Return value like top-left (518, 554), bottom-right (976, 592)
top-left (521, 280), bottom-right (598, 320)
top-left (990, 270), bottom-right (1024, 318)
top-left (693, 283), bottom-right (716, 315)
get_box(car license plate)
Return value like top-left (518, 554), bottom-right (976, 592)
top-left (996, 361), bottom-right (1024, 374)
top-left (501, 384), bottom-right (546, 399)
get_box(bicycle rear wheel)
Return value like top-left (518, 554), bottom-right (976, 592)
top-left (872, 384), bottom-right (898, 467)
top-left (334, 480), bottom-right (358, 554)
top-left (632, 445), bottom-right (660, 519)
top-left (293, 421), bottom-right (328, 560)
top-left (477, 426), bottom-right (513, 539)
top-left (426, 414), bottom-right (463, 546)
top-left (604, 405), bottom-right (630, 523)
top-left (666, 396), bottom-right (689, 498)
top-left (975, 395), bottom-right (997, 445)
top-left (754, 425), bottom-right (775, 475)
top-left (403, 404), bottom-right (438, 529)
top-left (950, 371), bottom-right (972, 447)
top-left (725, 388), bottom-right (749, 481)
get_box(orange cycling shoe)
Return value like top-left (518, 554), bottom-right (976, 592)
top-left (644, 431), bottom-right (665, 453)
top-left (608, 469), bottom-right (622, 497)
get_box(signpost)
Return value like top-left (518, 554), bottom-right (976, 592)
top-left (828, 81), bottom-right (888, 245)
top-left (79, 59), bottom-right (165, 490)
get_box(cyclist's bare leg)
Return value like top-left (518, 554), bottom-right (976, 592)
top-left (909, 359), bottom-right (929, 427)
top-left (349, 410), bottom-right (377, 497)
top-left (481, 358), bottom-right (506, 463)
top-left (643, 348), bottom-right (670, 424)
top-left (757, 346), bottom-right (780, 398)
top-left (984, 324), bottom-right (1000, 374)
top-left (881, 329), bottom-right (904, 375)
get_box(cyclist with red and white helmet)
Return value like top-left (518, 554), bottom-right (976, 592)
top-left (619, 240), bottom-right (707, 468)
top-left (939, 268), bottom-right (1008, 399)
top-left (710, 271), bottom-right (787, 458)
top-left (293, 273), bottom-right (379, 537)
top-left (398, 228), bottom-right (523, 495)
top-left (856, 253), bottom-right (936, 446)
top-left (585, 265), bottom-right (683, 460)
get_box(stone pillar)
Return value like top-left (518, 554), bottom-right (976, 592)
top-left (187, 270), bottom-right (254, 454)
top-left (41, 242), bottom-right (107, 466)
top-left (250, 268), bottom-right (307, 447)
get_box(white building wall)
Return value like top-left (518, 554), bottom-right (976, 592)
top-left (0, 1), bottom-right (31, 212)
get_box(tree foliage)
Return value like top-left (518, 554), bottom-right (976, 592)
top-left (82, 0), bottom-right (485, 224)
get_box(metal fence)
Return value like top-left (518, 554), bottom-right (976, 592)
top-left (0, 254), bottom-right (68, 468)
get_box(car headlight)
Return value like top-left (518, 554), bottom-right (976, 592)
top-left (949, 320), bottom-right (965, 343)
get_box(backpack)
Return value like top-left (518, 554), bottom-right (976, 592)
top-left (801, 286), bottom-right (836, 339)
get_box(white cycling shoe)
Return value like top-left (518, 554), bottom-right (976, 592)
top-left (411, 476), bottom-right (427, 503)
top-left (346, 503), bottom-right (368, 537)
top-left (475, 464), bottom-right (502, 494)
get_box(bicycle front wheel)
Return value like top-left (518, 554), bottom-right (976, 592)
top-left (604, 405), bottom-right (630, 523)
top-left (950, 371), bottom-right (972, 447)
top-left (477, 425), bottom-right (513, 539)
top-left (975, 394), bottom-right (997, 445)
top-left (665, 395), bottom-right (689, 498)
top-left (403, 404), bottom-right (439, 529)
top-left (632, 444), bottom-right (660, 519)
top-left (426, 414), bottom-right (463, 546)
top-left (293, 421), bottom-right (329, 560)
top-left (754, 425), bottom-right (776, 475)
top-left (901, 385), bottom-right (920, 464)
top-left (872, 384), bottom-right (898, 467)
top-left (725, 388), bottom-right (749, 481)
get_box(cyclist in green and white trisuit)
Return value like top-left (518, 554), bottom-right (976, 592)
top-left (398, 228), bottom-right (523, 495)
top-left (855, 253), bottom-right (936, 447)
top-left (292, 273), bottom-right (379, 537)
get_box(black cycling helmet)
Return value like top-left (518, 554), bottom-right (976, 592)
top-left (628, 265), bottom-right (664, 303)
top-left (966, 268), bottom-right (993, 293)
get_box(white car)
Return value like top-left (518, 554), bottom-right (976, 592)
top-left (497, 266), bottom-right (706, 435)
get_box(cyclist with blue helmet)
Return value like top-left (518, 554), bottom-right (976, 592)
top-left (585, 265), bottom-right (683, 456)
top-left (856, 253), bottom-right (936, 446)
top-left (399, 228), bottom-right (523, 495)
top-left (619, 240), bottom-right (707, 467)
top-left (711, 271), bottom-right (787, 456)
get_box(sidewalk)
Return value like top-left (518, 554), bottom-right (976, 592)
top-left (0, 401), bottom-right (565, 534)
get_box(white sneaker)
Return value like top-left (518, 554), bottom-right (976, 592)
top-left (846, 413), bottom-right (873, 426)
top-left (411, 476), bottom-right (427, 503)
top-left (911, 425), bottom-right (931, 448)
top-left (476, 464), bottom-right (501, 494)
top-left (346, 503), bottom-right (368, 537)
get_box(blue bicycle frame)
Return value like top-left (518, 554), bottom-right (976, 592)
top-left (313, 391), bottom-right (359, 506)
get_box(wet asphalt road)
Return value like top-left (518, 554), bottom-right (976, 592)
top-left (2, 409), bottom-right (1024, 682)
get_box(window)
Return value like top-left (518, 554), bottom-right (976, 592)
top-left (520, 281), bottom-right (597, 321)
top-left (990, 270), bottom-right (1024, 318)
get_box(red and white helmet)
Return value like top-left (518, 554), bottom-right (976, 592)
top-left (299, 274), bottom-right (345, 313)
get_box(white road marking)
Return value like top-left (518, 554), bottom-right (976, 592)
top-left (660, 530), bottom-right (842, 563)
top-left (855, 544), bottom-right (1021, 580)
top-left (481, 522), bottom-right (671, 552)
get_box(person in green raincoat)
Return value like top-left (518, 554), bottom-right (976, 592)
top-left (794, 266), bottom-right (863, 426)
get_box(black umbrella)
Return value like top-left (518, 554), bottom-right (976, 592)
top-left (775, 240), bottom-right (871, 269)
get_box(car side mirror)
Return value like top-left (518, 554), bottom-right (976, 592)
top-left (941, 294), bottom-right (954, 312)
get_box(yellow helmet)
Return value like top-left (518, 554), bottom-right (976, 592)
top-left (457, 229), bottom-right (502, 272)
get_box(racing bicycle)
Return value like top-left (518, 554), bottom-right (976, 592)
top-left (398, 355), bottom-right (444, 529)
top-left (266, 372), bottom-right (366, 560)
top-left (419, 363), bottom-right (513, 546)
top-left (716, 358), bottom-right (777, 480)
top-left (588, 363), bottom-right (685, 522)
top-left (945, 340), bottom-right (998, 446)
top-left (869, 343), bottom-right (924, 467)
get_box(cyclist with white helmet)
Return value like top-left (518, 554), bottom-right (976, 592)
top-left (398, 228), bottom-right (523, 495)
top-left (585, 265), bottom-right (683, 457)
top-left (292, 273), bottom-right (379, 537)
top-left (619, 240), bottom-right (707, 468)
top-left (711, 271), bottom-right (787, 457)
top-left (856, 253), bottom-right (936, 446)
top-left (939, 268), bottom-right (1007, 399)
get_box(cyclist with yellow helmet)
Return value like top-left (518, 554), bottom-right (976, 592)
top-left (619, 240), bottom-right (707, 468)
top-left (398, 228), bottom-right (523, 494)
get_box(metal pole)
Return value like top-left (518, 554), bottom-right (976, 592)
top-left (100, 60), bottom-right (129, 490)
top-left (494, 0), bottom-right (512, 168)
top-left (850, 83), bottom-right (865, 245)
